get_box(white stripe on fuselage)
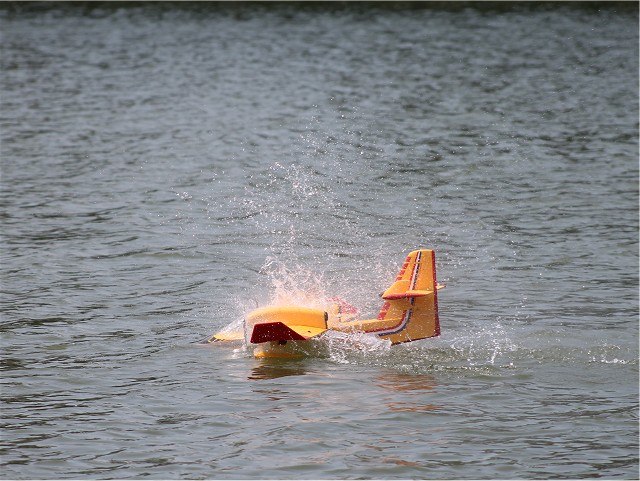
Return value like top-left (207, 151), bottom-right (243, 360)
top-left (409, 251), bottom-right (421, 290)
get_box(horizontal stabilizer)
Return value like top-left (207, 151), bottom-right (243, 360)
top-left (250, 321), bottom-right (327, 344)
top-left (382, 289), bottom-right (433, 300)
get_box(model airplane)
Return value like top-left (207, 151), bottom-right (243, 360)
top-left (207, 249), bottom-right (444, 358)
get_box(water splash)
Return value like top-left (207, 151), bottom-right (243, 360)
top-left (321, 330), bottom-right (393, 365)
top-left (258, 256), bottom-right (328, 310)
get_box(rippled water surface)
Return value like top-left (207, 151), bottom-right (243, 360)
top-left (1, 3), bottom-right (638, 479)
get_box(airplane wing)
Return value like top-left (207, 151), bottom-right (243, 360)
top-left (250, 321), bottom-right (327, 343)
top-left (207, 327), bottom-right (244, 343)
top-left (246, 306), bottom-right (329, 344)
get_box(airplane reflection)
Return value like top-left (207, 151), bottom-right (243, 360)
top-left (376, 371), bottom-right (440, 412)
top-left (247, 360), bottom-right (309, 380)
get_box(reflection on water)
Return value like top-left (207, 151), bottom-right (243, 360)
top-left (248, 360), bottom-right (310, 381)
top-left (377, 371), bottom-right (440, 413)
top-left (382, 458), bottom-right (423, 468)
top-left (376, 371), bottom-right (437, 393)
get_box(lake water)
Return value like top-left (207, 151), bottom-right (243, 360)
top-left (1, 3), bottom-right (638, 479)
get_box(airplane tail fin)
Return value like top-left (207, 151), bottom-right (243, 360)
top-left (374, 249), bottom-right (442, 344)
